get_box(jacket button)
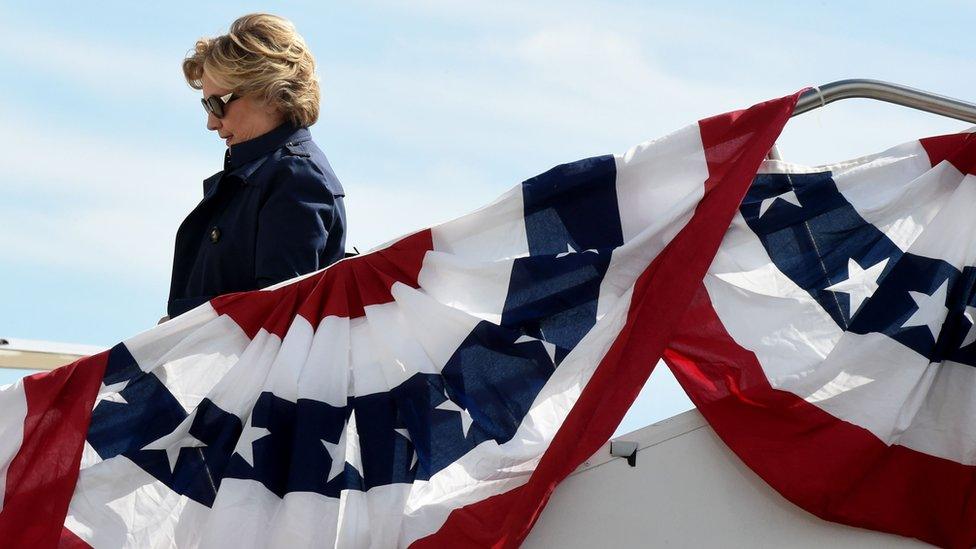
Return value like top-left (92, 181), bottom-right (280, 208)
top-left (210, 227), bottom-right (221, 243)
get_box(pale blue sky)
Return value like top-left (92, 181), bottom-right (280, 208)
top-left (1, 1), bottom-right (973, 432)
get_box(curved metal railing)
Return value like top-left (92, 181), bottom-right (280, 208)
top-left (768, 79), bottom-right (976, 160)
top-left (793, 79), bottom-right (976, 124)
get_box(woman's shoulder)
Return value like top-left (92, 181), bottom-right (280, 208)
top-left (264, 138), bottom-right (345, 198)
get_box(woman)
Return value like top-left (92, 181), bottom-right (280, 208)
top-left (167, 14), bottom-right (346, 319)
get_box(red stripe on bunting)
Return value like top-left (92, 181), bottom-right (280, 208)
top-left (59, 525), bottom-right (93, 548)
top-left (212, 229), bottom-right (433, 338)
top-left (920, 132), bottom-right (976, 175)
top-left (412, 92), bottom-right (802, 548)
top-left (663, 283), bottom-right (976, 548)
top-left (0, 352), bottom-right (107, 548)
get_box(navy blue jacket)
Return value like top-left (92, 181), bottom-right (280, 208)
top-left (168, 123), bottom-right (346, 318)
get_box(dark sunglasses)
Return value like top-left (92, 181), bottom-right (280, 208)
top-left (201, 92), bottom-right (240, 118)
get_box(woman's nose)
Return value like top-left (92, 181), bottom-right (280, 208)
top-left (206, 112), bottom-right (221, 131)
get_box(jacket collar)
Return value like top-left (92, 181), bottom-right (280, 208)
top-left (223, 122), bottom-right (311, 171)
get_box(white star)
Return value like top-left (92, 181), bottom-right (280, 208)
top-left (321, 437), bottom-right (344, 483)
top-left (436, 397), bottom-right (473, 437)
top-left (93, 380), bottom-right (129, 409)
top-left (395, 428), bottom-right (418, 469)
top-left (901, 279), bottom-right (950, 340)
top-left (236, 423), bottom-right (271, 467)
top-left (961, 306), bottom-right (976, 348)
top-left (758, 190), bottom-right (801, 218)
top-left (141, 417), bottom-right (207, 473)
top-left (824, 257), bottom-right (889, 318)
top-left (514, 334), bottom-right (557, 364)
top-left (556, 243), bottom-right (576, 258)
top-left (556, 243), bottom-right (598, 258)
top-left (322, 412), bottom-right (361, 483)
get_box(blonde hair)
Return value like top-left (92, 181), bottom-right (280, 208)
top-left (183, 14), bottom-right (320, 127)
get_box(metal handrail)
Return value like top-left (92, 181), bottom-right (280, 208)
top-left (768, 79), bottom-right (976, 160)
top-left (793, 79), bottom-right (976, 124)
